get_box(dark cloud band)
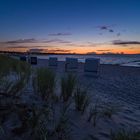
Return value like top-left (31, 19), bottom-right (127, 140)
top-left (113, 40), bottom-right (140, 45)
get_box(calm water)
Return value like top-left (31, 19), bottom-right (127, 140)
top-left (37, 54), bottom-right (140, 67)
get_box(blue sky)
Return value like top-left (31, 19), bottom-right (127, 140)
top-left (0, 0), bottom-right (140, 54)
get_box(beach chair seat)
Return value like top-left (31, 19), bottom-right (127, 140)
top-left (20, 56), bottom-right (27, 61)
top-left (30, 56), bottom-right (37, 65)
top-left (65, 58), bottom-right (78, 72)
top-left (48, 57), bottom-right (58, 67)
top-left (84, 58), bottom-right (100, 77)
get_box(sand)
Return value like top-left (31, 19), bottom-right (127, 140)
top-left (34, 59), bottom-right (140, 139)
top-left (1, 58), bottom-right (140, 140)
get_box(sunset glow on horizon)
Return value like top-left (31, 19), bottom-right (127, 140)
top-left (0, 0), bottom-right (140, 54)
top-left (0, 42), bottom-right (139, 54)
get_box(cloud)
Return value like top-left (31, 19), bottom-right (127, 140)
top-left (101, 52), bottom-right (124, 55)
top-left (44, 39), bottom-right (71, 44)
top-left (96, 25), bottom-right (115, 33)
top-left (97, 25), bottom-right (115, 30)
top-left (97, 49), bottom-right (113, 52)
top-left (97, 25), bottom-right (110, 30)
top-left (117, 33), bottom-right (121, 36)
top-left (47, 49), bottom-right (71, 53)
top-left (29, 48), bottom-right (45, 53)
top-left (109, 29), bottom-right (114, 33)
top-left (29, 48), bottom-right (71, 53)
top-left (86, 52), bottom-right (97, 54)
top-left (48, 32), bottom-right (72, 36)
top-left (3, 38), bottom-right (72, 44)
top-left (129, 47), bottom-right (135, 49)
top-left (31, 48), bottom-right (68, 54)
top-left (113, 40), bottom-right (140, 45)
top-left (6, 46), bottom-right (30, 48)
top-left (5, 38), bottom-right (38, 43)
top-left (98, 33), bottom-right (103, 35)
top-left (65, 43), bottom-right (97, 48)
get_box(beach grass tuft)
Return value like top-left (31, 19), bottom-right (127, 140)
top-left (34, 68), bottom-right (56, 100)
top-left (0, 55), bottom-right (30, 97)
top-left (101, 104), bottom-right (120, 119)
top-left (87, 103), bottom-right (100, 127)
top-left (54, 106), bottom-right (72, 140)
top-left (61, 74), bottom-right (76, 102)
top-left (74, 87), bottom-right (90, 114)
top-left (110, 129), bottom-right (140, 140)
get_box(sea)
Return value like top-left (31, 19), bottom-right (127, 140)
top-left (37, 54), bottom-right (140, 67)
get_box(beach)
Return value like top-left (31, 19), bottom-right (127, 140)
top-left (34, 59), bottom-right (140, 139)
top-left (1, 0), bottom-right (140, 139)
top-left (1, 57), bottom-right (140, 140)
top-left (37, 58), bottom-right (140, 110)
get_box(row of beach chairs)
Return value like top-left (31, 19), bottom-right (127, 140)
top-left (20, 56), bottom-right (100, 77)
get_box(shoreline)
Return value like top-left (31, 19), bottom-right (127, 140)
top-left (36, 58), bottom-right (140, 68)
top-left (8, 53), bottom-right (140, 67)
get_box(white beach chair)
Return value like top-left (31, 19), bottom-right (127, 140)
top-left (48, 57), bottom-right (58, 67)
top-left (84, 58), bottom-right (100, 77)
top-left (65, 58), bottom-right (78, 72)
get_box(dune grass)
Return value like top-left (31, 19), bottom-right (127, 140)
top-left (87, 103), bottom-right (100, 127)
top-left (87, 102), bottom-right (120, 127)
top-left (61, 74), bottom-right (76, 102)
top-left (54, 109), bottom-right (72, 140)
top-left (26, 100), bottom-right (72, 140)
top-left (0, 54), bottom-right (32, 139)
top-left (74, 87), bottom-right (90, 114)
top-left (33, 68), bottom-right (56, 100)
top-left (101, 103), bottom-right (120, 119)
top-left (0, 55), bottom-right (14, 77)
top-left (110, 129), bottom-right (140, 140)
top-left (0, 55), bottom-right (30, 96)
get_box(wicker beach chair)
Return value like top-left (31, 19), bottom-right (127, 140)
top-left (30, 56), bottom-right (37, 65)
top-left (65, 58), bottom-right (78, 72)
top-left (84, 58), bottom-right (100, 77)
top-left (48, 57), bottom-right (58, 67)
top-left (20, 55), bottom-right (27, 61)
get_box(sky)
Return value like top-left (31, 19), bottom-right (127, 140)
top-left (0, 0), bottom-right (140, 54)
